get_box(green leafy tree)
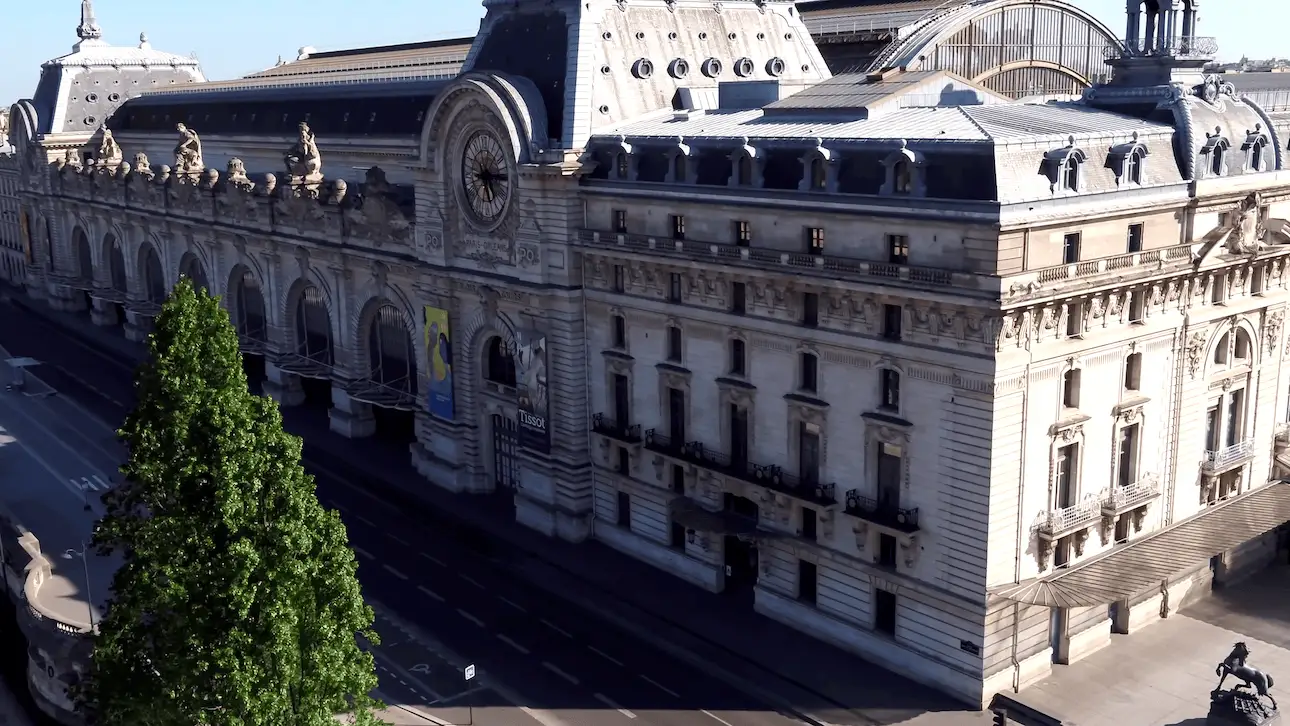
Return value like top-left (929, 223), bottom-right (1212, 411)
top-left (79, 278), bottom-right (382, 726)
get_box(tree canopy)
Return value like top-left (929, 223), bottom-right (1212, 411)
top-left (80, 278), bottom-right (382, 726)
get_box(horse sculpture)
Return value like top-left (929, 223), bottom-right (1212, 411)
top-left (1216, 642), bottom-right (1277, 710)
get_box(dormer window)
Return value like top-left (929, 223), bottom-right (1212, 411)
top-left (672, 154), bottom-right (688, 183)
top-left (799, 145), bottom-right (834, 193)
top-left (1109, 134), bottom-right (1148, 186)
top-left (665, 138), bottom-right (692, 184)
top-left (728, 141), bottom-right (761, 188)
top-left (810, 158), bottom-right (826, 191)
top-left (1125, 150), bottom-right (1143, 184)
top-left (1202, 128), bottom-right (1231, 178)
top-left (737, 155), bottom-right (753, 185)
top-left (607, 135), bottom-right (634, 181)
top-left (1243, 126), bottom-right (1269, 172)
top-left (1062, 159), bottom-right (1080, 191)
top-left (1043, 142), bottom-right (1087, 194)
top-left (880, 141), bottom-right (926, 197)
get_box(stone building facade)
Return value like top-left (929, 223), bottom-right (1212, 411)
top-left (7, 0), bottom-right (1290, 711)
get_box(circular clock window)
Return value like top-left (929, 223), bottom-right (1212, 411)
top-left (460, 130), bottom-right (512, 228)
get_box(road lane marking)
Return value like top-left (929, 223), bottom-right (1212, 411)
top-left (0, 398), bottom-right (105, 503)
top-left (355, 514), bottom-right (375, 527)
top-left (588, 646), bottom-right (623, 666)
top-left (540, 619), bottom-right (572, 637)
top-left (457, 609), bottom-right (485, 628)
top-left (389, 534), bottom-right (409, 546)
top-left (497, 634), bottom-right (530, 654)
top-left (92, 475), bottom-right (110, 491)
top-left (421, 553), bottom-right (444, 566)
top-left (595, 693), bottom-right (636, 719)
top-left (639, 675), bottom-right (679, 697)
top-left (542, 662), bottom-right (579, 685)
top-left (460, 574), bottom-right (484, 589)
top-left (382, 565), bottom-right (409, 580)
top-left (79, 476), bottom-right (99, 492)
top-left (353, 547), bottom-right (374, 560)
top-left (416, 585), bottom-right (444, 602)
top-left (498, 596), bottom-right (527, 612)
top-left (701, 711), bottom-right (735, 726)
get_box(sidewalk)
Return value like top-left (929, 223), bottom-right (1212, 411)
top-left (6, 294), bottom-right (974, 726)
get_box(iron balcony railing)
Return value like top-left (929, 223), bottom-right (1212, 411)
top-left (1034, 495), bottom-right (1101, 540)
top-left (592, 413), bottom-right (643, 444)
top-left (1101, 475), bottom-right (1160, 515)
top-left (844, 489), bottom-right (919, 533)
top-left (1104, 36), bottom-right (1219, 61)
top-left (1202, 438), bottom-right (1255, 472)
top-left (643, 429), bottom-right (835, 507)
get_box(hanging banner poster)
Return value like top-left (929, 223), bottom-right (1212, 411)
top-left (515, 328), bottom-right (549, 454)
top-left (423, 306), bottom-right (454, 420)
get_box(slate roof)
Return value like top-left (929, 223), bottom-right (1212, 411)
top-left (599, 102), bottom-right (1173, 144)
top-left (107, 78), bottom-right (447, 137)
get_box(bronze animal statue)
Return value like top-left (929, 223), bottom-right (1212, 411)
top-left (1216, 642), bottom-right (1277, 709)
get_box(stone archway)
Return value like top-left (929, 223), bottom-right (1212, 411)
top-left (140, 244), bottom-right (166, 304)
top-left (103, 235), bottom-right (127, 295)
top-left (178, 252), bottom-right (210, 294)
top-left (292, 283), bottom-right (334, 368)
top-left (228, 266), bottom-right (267, 347)
top-left (72, 228), bottom-right (92, 288)
top-left (364, 302), bottom-right (418, 396)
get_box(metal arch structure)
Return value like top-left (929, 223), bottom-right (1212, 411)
top-left (806, 0), bottom-right (1123, 99)
top-left (71, 228), bottom-right (93, 289)
top-left (347, 302), bottom-right (419, 411)
top-left (178, 252), bottom-right (210, 294)
top-left (285, 284), bottom-right (336, 379)
top-left (229, 267), bottom-right (268, 353)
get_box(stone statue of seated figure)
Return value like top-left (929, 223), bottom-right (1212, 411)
top-left (284, 121), bottom-right (323, 187)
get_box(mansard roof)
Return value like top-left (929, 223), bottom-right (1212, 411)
top-left (106, 78), bottom-right (448, 137)
top-left (238, 37), bottom-right (471, 86)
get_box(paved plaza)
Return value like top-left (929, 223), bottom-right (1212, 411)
top-left (1015, 564), bottom-right (1290, 726)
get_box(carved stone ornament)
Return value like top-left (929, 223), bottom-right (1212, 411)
top-left (173, 123), bottom-right (204, 175)
top-left (1057, 423), bottom-right (1083, 443)
top-left (997, 313), bottom-right (1021, 350)
top-left (347, 167), bottom-right (412, 244)
top-left (1227, 192), bottom-right (1266, 255)
top-left (1265, 311), bottom-right (1284, 355)
top-left (224, 158), bottom-right (254, 192)
top-left (1187, 331), bottom-right (1208, 378)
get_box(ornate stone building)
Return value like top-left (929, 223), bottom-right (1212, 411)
top-left (7, 0), bottom-right (1290, 710)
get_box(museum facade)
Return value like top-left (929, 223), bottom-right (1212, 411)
top-left (7, 0), bottom-right (1290, 711)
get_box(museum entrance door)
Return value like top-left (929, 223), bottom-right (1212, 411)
top-left (492, 414), bottom-right (519, 492)
top-left (722, 493), bottom-right (760, 603)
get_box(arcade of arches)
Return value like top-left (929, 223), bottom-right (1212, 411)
top-left (50, 225), bottom-right (424, 447)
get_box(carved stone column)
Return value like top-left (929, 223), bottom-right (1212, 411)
top-left (328, 384), bottom-right (375, 438)
top-left (262, 361), bottom-right (304, 407)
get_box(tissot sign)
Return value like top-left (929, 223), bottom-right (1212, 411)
top-left (515, 328), bottom-right (549, 454)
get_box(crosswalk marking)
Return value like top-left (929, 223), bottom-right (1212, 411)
top-left (92, 475), bottom-right (109, 491)
top-left (73, 475), bottom-right (113, 492)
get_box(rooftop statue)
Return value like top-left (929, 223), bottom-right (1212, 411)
top-left (284, 121), bottom-right (323, 188)
top-left (0, 108), bottom-right (9, 147)
top-left (96, 129), bottom-right (122, 168)
top-left (1210, 642), bottom-right (1279, 725)
top-left (173, 123), bottom-right (204, 175)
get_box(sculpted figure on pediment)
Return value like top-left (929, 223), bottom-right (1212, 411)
top-left (1228, 192), bottom-right (1265, 255)
top-left (132, 152), bottom-right (154, 180)
top-left (346, 167), bottom-right (412, 244)
top-left (935, 308), bottom-right (958, 337)
top-left (995, 314), bottom-right (1020, 350)
top-left (275, 190), bottom-right (329, 232)
top-left (60, 149), bottom-right (82, 174)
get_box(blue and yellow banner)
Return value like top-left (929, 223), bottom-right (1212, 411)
top-left (424, 306), bottom-right (454, 420)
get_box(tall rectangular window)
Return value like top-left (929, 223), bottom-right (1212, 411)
top-left (616, 491), bottom-right (631, 528)
top-left (1066, 302), bottom-right (1084, 337)
top-left (666, 326), bottom-right (682, 362)
top-left (876, 443), bottom-right (902, 508)
top-left (799, 423), bottom-right (821, 487)
top-left (1128, 290), bottom-right (1146, 323)
top-left (801, 507), bottom-right (817, 541)
top-left (612, 265), bottom-right (625, 293)
top-left (733, 220), bottom-right (751, 247)
top-left (797, 560), bottom-right (818, 604)
top-left (802, 292), bottom-right (819, 328)
top-left (731, 283), bottom-right (746, 315)
top-left (730, 405), bottom-right (749, 468)
top-left (1055, 443), bottom-right (1079, 509)
top-left (1227, 390), bottom-right (1245, 446)
top-left (1124, 353), bottom-right (1142, 391)
top-left (874, 590), bottom-right (897, 635)
top-left (1062, 233), bottom-right (1082, 264)
top-left (1117, 423), bottom-right (1140, 488)
top-left (887, 234), bottom-right (910, 264)
top-left (613, 209), bottom-right (628, 234)
top-left (613, 373), bottom-right (630, 423)
top-left (1206, 405), bottom-right (1221, 451)
top-left (806, 227), bottom-right (825, 255)
top-left (668, 388), bottom-right (686, 443)
top-left (612, 315), bottom-right (626, 348)
top-left (668, 273), bottom-right (682, 303)
top-left (729, 338), bottom-right (746, 376)
top-left (883, 304), bottom-right (902, 340)
top-left (880, 369), bottom-right (900, 411)
top-left (1062, 369), bottom-right (1081, 409)
top-left (670, 214), bottom-right (686, 240)
top-left (799, 353), bottom-right (818, 393)
top-left (1127, 223), bottom-right (1144, 253)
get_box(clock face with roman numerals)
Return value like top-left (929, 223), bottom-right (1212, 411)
top-left (461, 130), bottom-right (511, 227)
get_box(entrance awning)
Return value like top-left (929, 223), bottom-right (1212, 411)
top-left (668, 497), bottom-right (790, 539)
top-left (994, 481), bottom-right (1290, 608)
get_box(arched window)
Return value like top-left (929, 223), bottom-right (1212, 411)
top-left (892, 160), bottom-right (913, 194)
top-left (1212, 146), bottom-right (1226, 177)
top-left (737, 155), bottom-right (753, 186)
top-left (616, 152), bottom-right (629, 179)
top-left (485, 336), bottom-right (517, 387)
top-left (1125, 150), bottom-right (1144, 185)
top-left (1061, 159), bottom-right (1080, 192)
top-left (1214, 332), bottom-right (1230, 365)
top-left (1234, 329), bottom-right (1252, 361)
top-left (809, 158), bottom-right (826, 191)
top-left (671, 153), bottom-right (688, 184)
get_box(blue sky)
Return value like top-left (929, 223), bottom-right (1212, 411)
top-left (0, 0), bottom-right (1278, 106)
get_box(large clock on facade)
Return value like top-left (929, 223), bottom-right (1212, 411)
top-left (460, 129), bottom-right (512, 227)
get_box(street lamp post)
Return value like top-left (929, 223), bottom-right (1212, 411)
top-left (62, 544), bottom-right (94, 632)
